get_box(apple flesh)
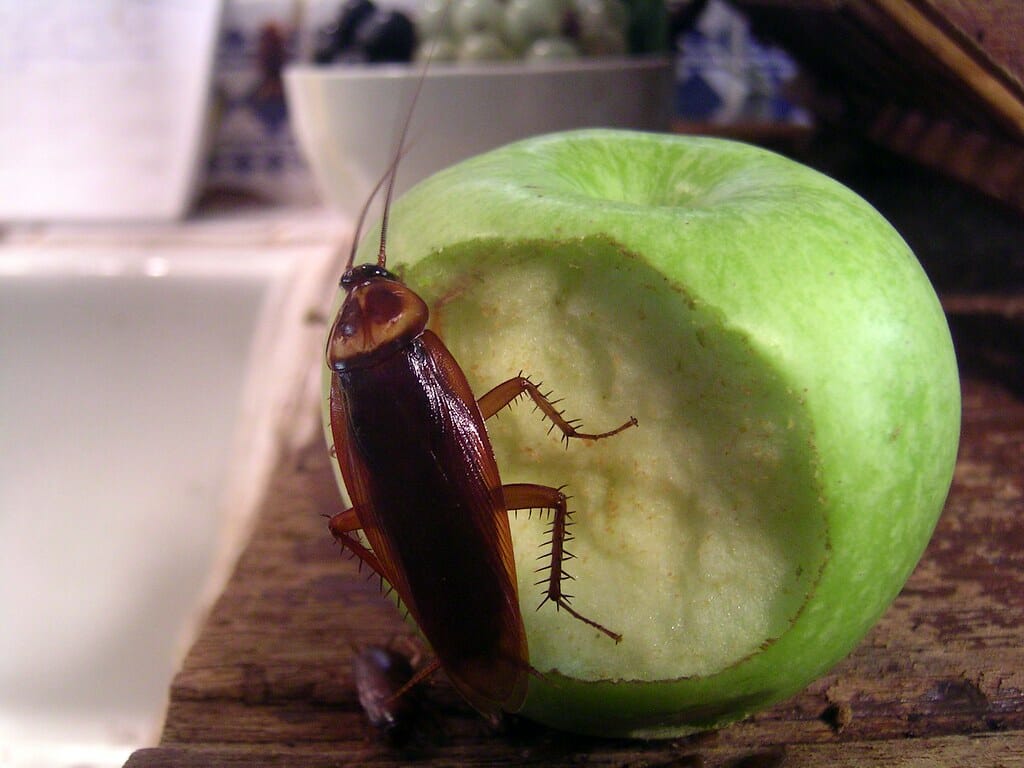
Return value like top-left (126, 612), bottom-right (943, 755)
top-left (324, 129), bottom-right (961, 737)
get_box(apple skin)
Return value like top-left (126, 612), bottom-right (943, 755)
top-left (327, 129), bottom-right (961, 737)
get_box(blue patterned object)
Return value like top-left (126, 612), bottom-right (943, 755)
top-left (204, 0), bottom-right (317, 203)
top-left (674, 0), bottom-right (810, 125)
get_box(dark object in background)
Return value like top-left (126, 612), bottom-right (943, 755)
top-left (667, 0), bottom-right (708, 45)
top-left (245, 24), bottom-right (288, 132)
top-left (314, 0), bottom-right (375, 62)
top-left (353, 9), bottom-right (417, 63)
top-left (314, 0), bottom-right (416, 64)
top-left (353, 645), bottom-right (420, 742)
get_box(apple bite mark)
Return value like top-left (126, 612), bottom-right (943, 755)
top-left (406, 237), bottom-right (830, 685)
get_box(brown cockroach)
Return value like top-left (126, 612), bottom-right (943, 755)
top-left (325, 63), bottom-right (637, 718)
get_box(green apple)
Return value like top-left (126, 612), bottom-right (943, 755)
top-left (324, 129), bottom-right (960, 737)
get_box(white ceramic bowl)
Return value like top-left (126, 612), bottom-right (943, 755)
top-left (284, 57), bottom-right (673, 216)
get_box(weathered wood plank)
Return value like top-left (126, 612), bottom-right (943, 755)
top-left (733, 0), bottom-right (1024, 214)
top-left (127, 730), bottom-right (1024, 768)
top-left (149, 374), bottom-right (1022, 760)
top-left (123, 290), bottom-right (1023, 766)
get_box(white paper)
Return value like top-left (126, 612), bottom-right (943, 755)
top-left (0, 0), bottom-right (221, 221)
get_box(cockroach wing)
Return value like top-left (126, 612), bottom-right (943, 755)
top-left (329, 330), bottom-right (529, 714)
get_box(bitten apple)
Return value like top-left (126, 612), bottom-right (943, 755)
top-left (323, 129), bottom-right (960, 737)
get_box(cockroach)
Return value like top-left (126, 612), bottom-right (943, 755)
top-left (353, 644), bottom-right (420, 742)
top-left (325, 58), bottom-right (637, 718)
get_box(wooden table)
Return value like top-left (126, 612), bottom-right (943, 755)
top-left (123, 289), bottom-right (1023, 767)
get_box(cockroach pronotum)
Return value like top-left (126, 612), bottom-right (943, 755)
top-left (324, 57), bottom-right (637, 718)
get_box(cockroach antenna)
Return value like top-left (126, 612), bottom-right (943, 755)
top-left (344, 14), bottom-right (448, 275)
top-left (375, 50), bottom-right (434, 268)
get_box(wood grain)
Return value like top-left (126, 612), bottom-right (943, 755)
top-left (734, 0), bottom-right (1024, 138)
top-left (123, 296), bottom-right (1024, 767)
top-left (733, 0), bottom-right (1024, 214)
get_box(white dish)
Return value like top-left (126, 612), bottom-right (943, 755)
top-left (0, 240), bottom-right (300, 767)
top-left (285, 57), bottom-right (673, 216)
top-left (0, 0), bottom-right (220, 221)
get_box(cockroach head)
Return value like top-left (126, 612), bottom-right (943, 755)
top-left (330, 29), bottom-right (439, 374)
top-left (340, 263), bottom-right (397, 290)
top-left (327, 266), bottom-right (428, 372)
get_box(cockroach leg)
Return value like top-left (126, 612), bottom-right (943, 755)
top-left (386, 656), bottom-right (442, 704)
top-left (477, 375), bottom-right (637, 444)
top-left (329, 506), bottom-right (387, 578)
top-left (502, 483), bottom-right (622, 643)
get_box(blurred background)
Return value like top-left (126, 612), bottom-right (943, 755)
top-left (1, 1), bottom-right (1020, 766)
